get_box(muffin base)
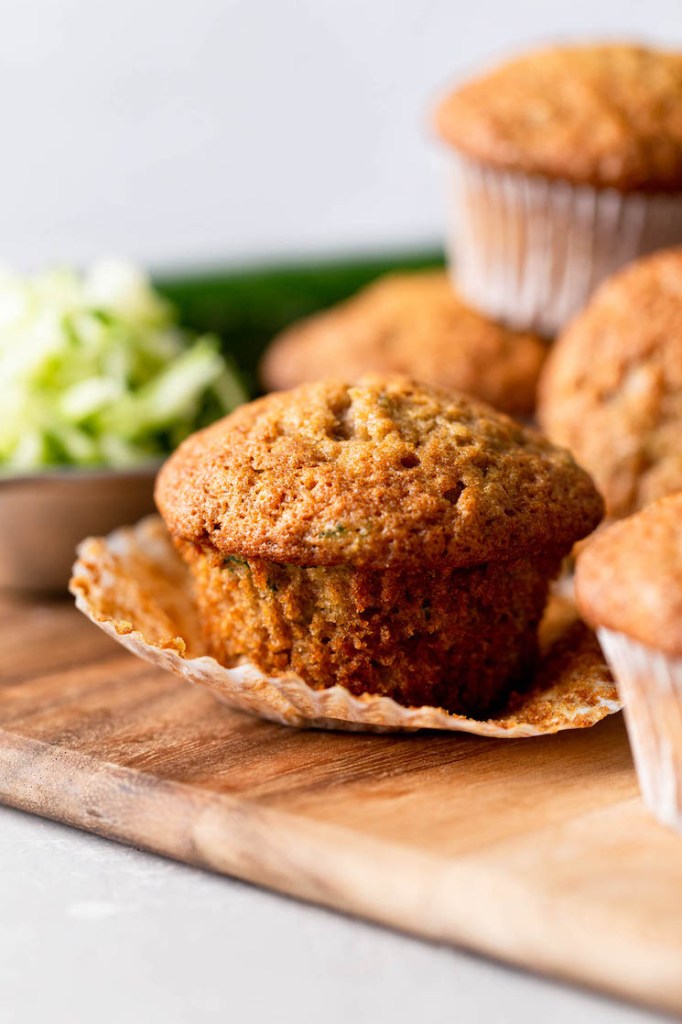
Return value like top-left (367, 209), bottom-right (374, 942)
top-left (182, 543), bottom-right (561, 718)
top-left (598, 628), bottom-right (682, 832)
top-left (446, 155), bottom-right (682, 336)
top-left (70, 515), bottom-right (621, 734)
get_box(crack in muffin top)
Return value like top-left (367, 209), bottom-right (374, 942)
top-left (155, 376), bottom-right (603, 569)
top-left (436, 43), bottom-right (682, 191)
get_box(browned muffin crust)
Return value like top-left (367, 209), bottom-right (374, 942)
top-left (260, 272), bottom-right (547, 417)
top-left (156, 376), bottom-right (603, 570)
top-left (183, 541), bottom-right (560, 716)
top-left (538, 248), bottom-right (682, 519)
top-left (576, 493), bottom-right (682, 655)
top-left (436, 43), bottom-right (682, 191)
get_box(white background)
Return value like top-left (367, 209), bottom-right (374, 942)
top-left (2, 4), bottom-right (680, 1022)
top-left (2, 0), bottom-right (681, 273)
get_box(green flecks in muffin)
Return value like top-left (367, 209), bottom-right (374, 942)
top-left (222, 554), bottom-right (249, 571)
top-left (318, 523), bottom-right (348, 539)
top-left (266, 577), bottom-right (279, 593)
top-left (318, 521), bottom-right (375, 541)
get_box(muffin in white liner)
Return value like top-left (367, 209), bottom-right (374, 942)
top-left (435, 43), bottom-right (682, 335)
top-left (597, 631), bottom-right (682, 830)
top-left (576, 494), bottom-right (682, 831)
top-left (445, 157), bottom-right (682, 336)
top-left (70, 515), bottom-right (621, 736)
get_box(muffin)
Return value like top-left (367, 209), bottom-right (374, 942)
top-left (260, 271), bottom-right (547, 419)
top-left (576, 494), bottom-right (682, 830)
top-left (538, 247), bottom-right (682, 520)
top-left (155, 376), bottom-right (603, 718)
top-left (435, 43), bottom-right (682, 335)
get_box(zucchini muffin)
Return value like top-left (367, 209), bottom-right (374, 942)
top-left (260, 271), bottom-right (547, 418)
top-left (538, 247), bottom-right (682, 519)
top-left (576, 494), bottom-right (682, 829)
top-left (155, 376), bottom-right (603, 717)
top-left (435, 42), bottom-right (682, 334)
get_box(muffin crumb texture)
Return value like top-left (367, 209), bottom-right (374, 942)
top-left (183, 542), bottom-right (560, 716)
top-left (71, 515), bottom-right (621, 733)
top-left (156, 376), bottom-right (603, 569)
top-left (539, 247), bottom-right (682, 519)
top-left (436, 43), bottom-right (682, 190)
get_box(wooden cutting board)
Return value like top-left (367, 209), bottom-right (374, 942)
top-left (1, 593), bottom-right (681, 1015)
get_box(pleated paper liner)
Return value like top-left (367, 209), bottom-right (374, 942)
top-left (70, 516), bottom-right (621, 736)
top-left (445, 154), bottom-right (682, 336)
top-left (598, 628), bottom-right (682, 832)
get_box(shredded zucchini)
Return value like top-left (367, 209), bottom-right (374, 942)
top-left (0, 261), bottom-right (247, 472)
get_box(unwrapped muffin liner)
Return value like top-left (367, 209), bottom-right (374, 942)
top-left (70, 516), bottom-right (621, 736)
top-left (598, 628), bottom-right (682, 831)
top-left (445, 154), bottom-right (682, 336)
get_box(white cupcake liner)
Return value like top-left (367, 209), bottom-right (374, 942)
top-left (598, 628), bottom-right (682, 831)
top-left (68, 515), bottom-right (620, 737)
top-left (445, 155), bottom-right (682, 335)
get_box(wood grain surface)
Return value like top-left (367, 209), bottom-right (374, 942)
top-left (1, 593), bottom-right (681, 1015)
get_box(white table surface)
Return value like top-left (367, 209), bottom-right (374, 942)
top-left (0, 804), bottom-right (665, 1024)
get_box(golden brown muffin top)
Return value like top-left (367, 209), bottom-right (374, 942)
top-left (260, 271), bottom-right (547, 418)
top-left (538, 248), bottom-right (682, 519)
top-left (156, 376), bottom-right (603, 569)
top-left (436, 43), bottom-right (682, 190)
top-left (576, 493), bottom-right (682, 655)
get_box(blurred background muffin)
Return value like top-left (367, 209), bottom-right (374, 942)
top-left (576, 493), bottom-right (682, 830)
top-left (435, 42), bottom-right (682, 335)
top-left (260, 271), bottom-right (547, 417)
top-left (155, 376), bottom-right (602, 717)
top-left (538, 247), bottom-right (682, 520)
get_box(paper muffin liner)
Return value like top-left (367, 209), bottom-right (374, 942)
top-left (597, 628), bottom-right (682, 831)
top-left (69, 515), bottom-right (621, 736)
top-left (445, 155), bottom-right (682, 336)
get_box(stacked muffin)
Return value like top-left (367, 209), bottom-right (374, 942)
top-left (436, 42), bottom-right (682, 336)
top-left (409, 44), bottom-right (682, 833)
top-left (546, 246), bottom-right (682, 834)
top-left (262, 42), bottom-right (682, 425)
